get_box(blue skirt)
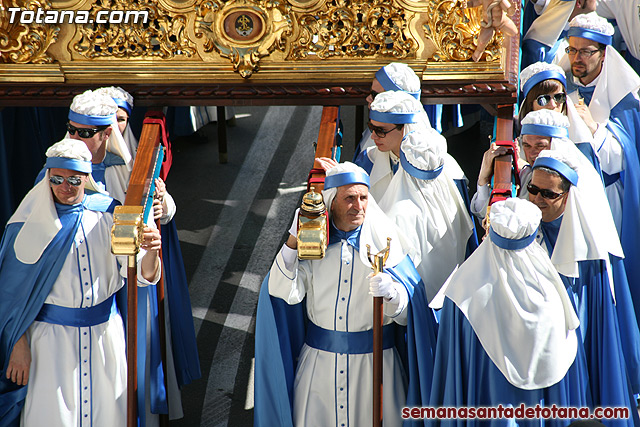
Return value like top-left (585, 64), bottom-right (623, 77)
top-left (429, 298), bottom-right (591, 427)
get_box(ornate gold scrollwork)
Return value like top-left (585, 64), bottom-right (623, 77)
top-left (73, 0), bottom-right (196, 59)
top-left (288, 0), bottom-right (415, 60)
top-left (0, 0), bottom-right (59, 63)
top-left (194, 0), bottom-right (292, 78)
top-left (423, 0), bottom-right (502, 62)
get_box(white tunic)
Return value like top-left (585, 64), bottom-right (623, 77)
top-left (20, 208), bottom-right (157, 427)
top-left (366, 147), bottom-right (474, 302)
top-left (269, 242), bottom-right (408, 427)
top-left (596, 0), bottom-right (640, 60)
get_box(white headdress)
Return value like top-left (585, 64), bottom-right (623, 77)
top-left (375, 63), bottom-right (421, 99)
top-left (558, 13), bottom-right (640, 123)
top-left (9, 139), bottom-right (100, 264)
top-left (321, 162), bottom-right (415, 268)
top-left (432, 197), bottom-right (579, 389)
top-left (533, 150), bottom-right (622, 298)
top-left (523, 0), bottom-right (574, 48)
top-left (69, 90), bottom-right (133, 170)
top-left (95, 86), bottom-right (138, 158)
top-left (377, 129), bottom-right (474, 301)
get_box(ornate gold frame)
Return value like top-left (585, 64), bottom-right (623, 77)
top-left (0, 0), bottom-right (520, 105)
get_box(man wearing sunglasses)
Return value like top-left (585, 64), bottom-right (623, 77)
top-left (528, 151), bottom-right (640, 419)
top-left (353, 90), bottom-right (476, 303)
top-left (93, 87), bottom-right (201, 422)
top-left (354, 63), bottom-right (422, 159)
top-left (0, 138), bottom-right (161, 426)
top-left (35, 90), bottom-right (134, 206)
top-left (472, 109), bottom-right (590, 217)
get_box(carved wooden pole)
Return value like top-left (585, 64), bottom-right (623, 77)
top-left (367, 238), bottom-right (391, 427)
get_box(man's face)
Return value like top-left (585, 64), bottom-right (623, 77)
top-left (331, 184), bottom-right (368, 232)
top-left (528, 169), bottom-right (569, 222)
top-left (369, 119), bottom-right (403, 156)
top-left (521, 134), bottom-right (551, 164)
top-left (116, 108), bottom-right (129, 135)
top-left (67, 120), bottom-right (111, 163)
top-left (366, 78), bottom-right (385, 110)
top-left (568, 36), bottom-right (605, 85)
top-left (49, 167), bottom-right (88, 205)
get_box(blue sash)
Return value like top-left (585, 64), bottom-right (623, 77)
top-left (35, 294), bottom-right (116, 327)
top-left (305, 322), bottom-right (396, 354)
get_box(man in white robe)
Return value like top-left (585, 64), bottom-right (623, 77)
top-left (264, 162), bottom-right (436, 427)
top-left (0, 139), bottom-right (161, 426)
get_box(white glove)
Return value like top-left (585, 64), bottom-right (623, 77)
top-left (288, 208), bottom-right (300, 237)
top-left (368, 272), bottom-right (400, 304)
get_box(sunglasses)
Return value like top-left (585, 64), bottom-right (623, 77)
top-left (367, 121), bottom-right (400, 138)
top-left (66, 123), bottom-right (108, 139)
top-left (49, 175), bottom-right (84, 187)
top-left (527, 183), bottom-right (566, 200)
top-left (536, 93), bottom-right (566, 107)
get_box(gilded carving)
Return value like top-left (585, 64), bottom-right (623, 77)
top-left (423, 0), bottom-right (502, 62)
top-left (0, 0), bottom-right (59, 64)
top-left (288, 0), bottom-right (415, 60)
top-left (73, 0), bottom-right (197, 59)
top-left (194, 0), bottom-right (292, 78)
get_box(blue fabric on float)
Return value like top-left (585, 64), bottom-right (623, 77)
top-left (161, 218), bottom-right (201, 386)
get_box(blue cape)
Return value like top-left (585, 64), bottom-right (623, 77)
top-left (540, 221), bottom-right (640, 422)
top-left (429, 298), bottom-right (592, 427)
top-left (0, 192), bottom-right (117, 426)
top-left (254, 254), bottom-right (437, 426)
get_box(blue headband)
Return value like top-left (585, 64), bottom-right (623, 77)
top-left (113, 98), bottom-right (132, 115)
top-left (399, 150), bottom-right (443, 180)
top-left (533, 157), bottom-right (579, 186)
top-left (68, 110), bottom-right (116, 126)
top-left (369, 110), bottom-right (419, 124)
top-left (522, 70), bottom-right (567, 97)
top-left (45, 157), bottom-right (92, 173)
top-left (324, 171), bottom-right (370, 190)
top-left (489, 227), bottom-right (539, 250)
top-left (521, 123), bottom-right (569, 139)
top-left (375, 67), bottom-right (421, 100)
top-left (567, 27), bottom-right (612, 46)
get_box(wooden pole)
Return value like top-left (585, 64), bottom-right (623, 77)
top-left (373, 296), bottom-right (383, 427)
top-left (367, 239), bottom-right (390, 427)
top-left (127, 256), bottom-right (138, 427)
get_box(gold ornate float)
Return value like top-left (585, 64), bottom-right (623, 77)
top-left (0, 0), bottom-right (520, 105)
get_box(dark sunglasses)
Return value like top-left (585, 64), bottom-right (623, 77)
top-left (527, 183), bottom-right (566, 200)
top-left (367, 121), bottom-right (399, 138)
top-left (49, 175), bottom-right (84, 187)
top-left (66, 123), bottom-right (108, 139)
top-left (536, 93), bottom-right (566, 107)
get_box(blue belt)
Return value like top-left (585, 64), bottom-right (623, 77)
top-left (603, 172), bottom-right (620, 187)
top-left (36, 294), bottom-right (117, 327)
top-left (305, 321), bottom-right (396, 354)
